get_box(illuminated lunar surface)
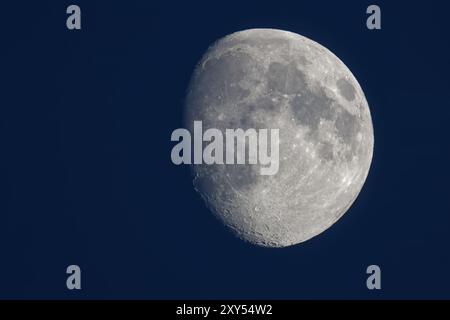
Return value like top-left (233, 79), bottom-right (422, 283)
top-left (184, 29), bottom-right (374, 247)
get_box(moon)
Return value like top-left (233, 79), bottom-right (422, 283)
top-left (184, 29), bottom-right (374, 247)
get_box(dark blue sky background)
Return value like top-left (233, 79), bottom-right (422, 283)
top-left (0, 0), bottom-right (449, 299)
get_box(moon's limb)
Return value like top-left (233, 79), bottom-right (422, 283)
top-left (185, 29), bottom-right (374, 247)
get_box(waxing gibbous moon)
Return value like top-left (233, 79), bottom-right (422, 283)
top-left (184, 29), bottom-right (374, 247)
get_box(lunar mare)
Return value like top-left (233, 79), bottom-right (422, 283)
top-left (184, 29), bottom-right (374, 247)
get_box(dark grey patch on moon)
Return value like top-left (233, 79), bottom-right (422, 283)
top-left (239, 97), bottom-right (280, 128)
top-left (335, 109), bottom-right (358, 143)
top-left (254, 96), bottom-right (279, 112)
top-left (337, 78), bottom-right (356, 101)
top-left (184, 29), bottom-right (374, 247)
top-left (318, 142), bottom-right (334, 161)
top-left (267, 62), bottom-right (306, 95)
top-left (291, 89), bottom-right (333, 131)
